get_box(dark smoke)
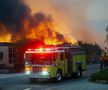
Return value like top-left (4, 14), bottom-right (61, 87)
top-left (0, 0), bottom-right (31, 33)
top-left (31, 13), bottom-right (46, 28)
top-left (56, 32), bottom-right (64, 41)
top-left (0, 0), bottom-right (65, 43)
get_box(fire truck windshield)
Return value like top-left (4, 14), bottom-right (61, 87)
top-left (25, 53), bottom-right (53, 65)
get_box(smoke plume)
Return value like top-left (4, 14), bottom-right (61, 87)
top-left (0, 0), bottom-right (100, 45)
top-left (0, 0), bottom-right (31, 32)
top-left (26, 0), bottom-right (98, 43)
top-left (0, 0), bottom-right (66, 44)
top-left (0, 0), bottom-right (31, 42)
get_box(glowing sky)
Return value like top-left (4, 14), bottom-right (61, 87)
top-left (26, 0), bottom-right (108, 47)
top-left (26, 0), bottom-right (108, 21)
top-left (86, 0), bottom-right (108, 20)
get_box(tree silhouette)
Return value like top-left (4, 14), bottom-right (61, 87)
top-left (105, 25), bottom-right (108, 45)
top-left (78, 40), bottom-right (101, 63)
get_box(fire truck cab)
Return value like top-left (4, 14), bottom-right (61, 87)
top-left (24, 46), bottom-right (86, 82)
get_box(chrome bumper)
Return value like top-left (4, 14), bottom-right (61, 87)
top-left (29, 72), bottom-right (51, 79)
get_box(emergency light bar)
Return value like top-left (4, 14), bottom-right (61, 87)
top-left (27, 49), bottom-right (32, 51)
top-left (27, 47), bottom-right (57, 52)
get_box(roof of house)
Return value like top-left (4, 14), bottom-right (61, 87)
top-left (0, 42), bottom-right (16, 46)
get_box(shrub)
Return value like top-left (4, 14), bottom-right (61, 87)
top-left (90, 69), bottom-right (108, 81)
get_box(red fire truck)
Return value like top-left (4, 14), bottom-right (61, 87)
top-left (24, 46), bottom-right (86, 82)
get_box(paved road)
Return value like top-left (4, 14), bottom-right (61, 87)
top-left (0, 64), bottom-right (108, 90)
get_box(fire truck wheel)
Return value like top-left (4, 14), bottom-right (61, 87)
top-left (75, 66), bottom-right (82, 78)
top-left (29, 78), bottom-right (37, 83)
top-left (55, 70), bottom-right (62, 82)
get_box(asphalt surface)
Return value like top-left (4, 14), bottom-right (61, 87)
top-left (0, 64), bottom-right (108, 90)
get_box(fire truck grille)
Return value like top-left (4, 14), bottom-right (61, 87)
top-left (33, 66), bottom-right (42, 72)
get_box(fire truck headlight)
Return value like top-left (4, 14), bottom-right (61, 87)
top-left (42, 67), bottom-right (48, 75)
top-left (25, 71), bottom-right (31, 75)
top-left (42, 67), bottom-right (48, 71)
top-left (25, 66), bottom-right (32, 75)
top-left (25, 62), bottom-right (29, 65)
top-left (25, 67), bottom-right (30, 71)
top-left (25, 66), bottom-right (32, 71)
top-left (42, 71), bottom-right (48, 75)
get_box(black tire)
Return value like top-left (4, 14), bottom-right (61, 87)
top-left (55, 70), bottom-right (62, 82)
top-left (74, 66), bottom-right (82, 78)
top-left (29, 78), bottom-right (37, 83)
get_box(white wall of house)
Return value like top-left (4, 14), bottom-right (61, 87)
top-left (0, 46), bottom-right (9, 65)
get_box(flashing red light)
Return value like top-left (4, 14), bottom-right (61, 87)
top-left (27, 47), bottom-right (54, 52)
top-left (45, 48), bottom-right (51, 51)
top-left (35, 49), bottom-right (37, 51)
top-left (38, 48), bottom-right (43, 52)
top-left (27, 49), bottom-right (31, 51)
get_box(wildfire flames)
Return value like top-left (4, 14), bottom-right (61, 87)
top-left (25, 15), bottom-right (67, 45)
top-left (0, 34), bottom-right (11, 42)
top-left (0, 0), bottom-right (77, 45)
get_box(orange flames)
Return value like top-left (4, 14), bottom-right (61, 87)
top-left (27, 20), bottom-right (66, 45)
top-left (0, 34), bottom-right (11, 42)
top-left (0, 14), bottom-right (77, 45)
top-left (0, 23), bottom-right (11, 42)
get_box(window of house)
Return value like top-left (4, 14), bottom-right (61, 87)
top-left (9, 58), bottom-right (13, 64)
top-left (0, 52), bottom-right (3, 61)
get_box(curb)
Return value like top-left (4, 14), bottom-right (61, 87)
top-left (0, 73), bottom-right (25, 79)
top-left (89, 78), bottom-right (108, 84)
top-left (95, 80), bottom-right (108, 84)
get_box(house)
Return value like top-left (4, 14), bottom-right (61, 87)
top-left (0, 43), bottom-right (21, 73)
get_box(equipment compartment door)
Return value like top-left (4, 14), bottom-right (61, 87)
top-left (67, 53), bottom-right (73, 73)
